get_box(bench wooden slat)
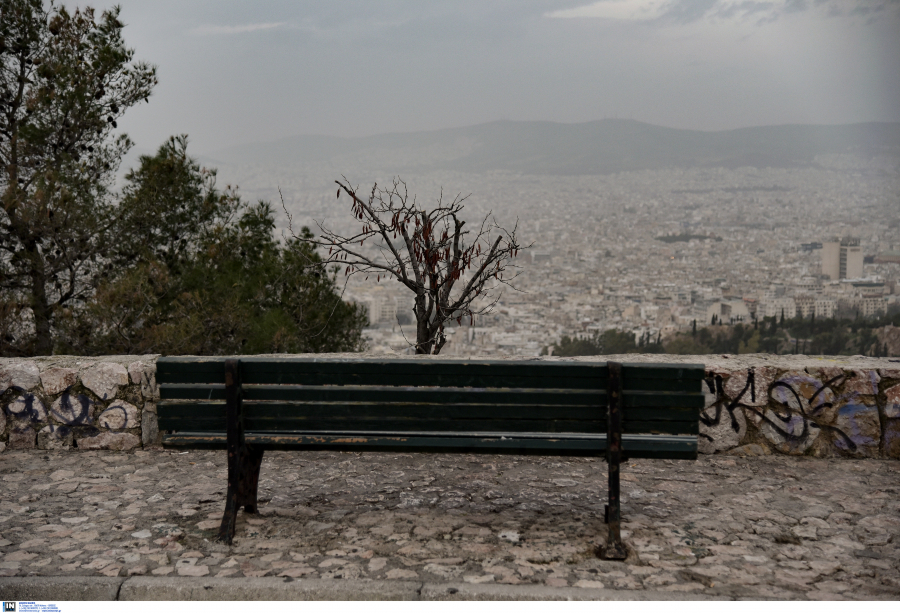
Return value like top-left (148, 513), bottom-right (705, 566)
top-left (159, 356), bottom-right (610, 374)
top-left (244, 404), bottom-right (602, 425)
top-left (160, 384), bottom-right (606, 405)
top-left (157, 357), bottom-right (611, 388)
top-left (624, 420), bottom-right (698, 435)
top-left (159, 417), bottom-right (695, 436)
top-left (245, 386), bottom-right (600, 404)
top-left (621, 378), bottom-right (703, 393)
top-left (159, 375), bottom-right (700, 396)
top-left (157, 371), bottom-right (606, 389)
top-left (158, 358), bottom-right (702, 381)
top-left (158, 401), bottom-right (698, 435)
top-left (168, 417), bottom-right (605, 434)
top-left (160, 431), bottom-right (696, 459)
top-left (159, 401), bottom-right (599, 421)
top-left (622, 391), bottom-right (704, 408)
top-left (158, 399), bottom-right (699, 422)
top-left (159, 386), bottom-right (700, 408)
top-left (160, 378), bottom-right (702, 395)
top-left (162, 431), bottom-right (608, 453)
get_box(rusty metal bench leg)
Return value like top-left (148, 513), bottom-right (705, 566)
top-left (601, 361), bottom-right (628, 560)
top-left (218, 358), bottom-right (243, 545)
top-left (238, 447), bottom-right (265, 514)
top-left (218, 472), bottom-right (240, 544)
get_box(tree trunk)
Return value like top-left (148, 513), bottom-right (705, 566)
top-left (27, 244), bottom-right (54, 355)
top-left (414, 292), bottom-right (431, 354)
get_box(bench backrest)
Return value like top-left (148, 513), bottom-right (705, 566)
top-left (157, 357), bottom-right (704, 458)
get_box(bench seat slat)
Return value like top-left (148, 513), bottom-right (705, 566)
top-left (621, 378), bottom-right (703, 393)
top-left (159, 385), bottom-right (607, 405)
top-left (157, 371), bottom-right (606, 389)
top-left (624, 420), bottom-right (698, 435)
top-left (158, 400), bottom-right (700, 423)
top-left (623, 392), bottom-right (704, 408)
top-left (161, 431), bottom-right (696, 459)
top-left (157, 357), bottom-right (610, 388)
top-left (159, 388), bottom-right (701, 409)
top-left (159, 403), bottom-right (698, 435)
top-left (158, 417), bottom-right (695, 435)
top-left (159, 401), bottom-right (599, 421)
top-left (160, 380), bottom-right (702, 396)
top-left (257, 418), bottom-right (604, 433)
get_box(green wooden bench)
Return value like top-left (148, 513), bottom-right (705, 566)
top-left (156, 357), bottom-right (704, 559)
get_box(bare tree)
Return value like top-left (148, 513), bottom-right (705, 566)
top-left (289, 177), bottom-right (527, 355)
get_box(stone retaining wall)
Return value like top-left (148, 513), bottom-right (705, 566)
top-left (1, 354), bottom-right (898, 458)
top-left (0, 356), bottom-right (158, 454)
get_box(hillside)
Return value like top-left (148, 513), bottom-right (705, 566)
top-left (204, 119), bottom-right (900, 176)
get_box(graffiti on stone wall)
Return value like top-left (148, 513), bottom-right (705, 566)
top-left (3, 392), bottom-right (138, 429)
top-left (3, 392), bottom-right (92, 426)
top-left (700, 367), bottom-right (887, 455)
top-left (51, 393), bottom-right (94, 426)
top-left (5, 393), bottom-right (48, 423)
top-left (2, 385), bottom-right (142, 451)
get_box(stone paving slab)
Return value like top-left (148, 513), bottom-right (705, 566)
top-left (0, 448), bottom-right (898, 600)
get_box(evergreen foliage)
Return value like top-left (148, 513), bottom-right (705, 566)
top-left (0, 3), bottom-right (366, 356)
top-left (0, 0), bottom-right (156, 354)
top-left (547, 307), bottom-right (899, 358)
top-left (56, 138), bottom-right (367, 355)
top-left (663, 307), bottom-right (899, 356)
top-left (545, 329), bottom-right (664, 356)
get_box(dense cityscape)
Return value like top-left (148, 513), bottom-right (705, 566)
top-left (213, 153), bottom-right (900, 356)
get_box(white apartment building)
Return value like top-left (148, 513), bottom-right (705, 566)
top-left (854, 296), bottom-right (887, 318)
top-left (759, 297), bottom-right (797, 320)
top-left (794, 295), bottom-right (816, 318)
top-left (814, 298), bottom-right (837, 319)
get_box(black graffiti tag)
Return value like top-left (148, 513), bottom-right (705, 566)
top-left (763, 375), bottom-right (856, 451)
top-left (699, 369), bottom-right (753, 441)
top-left (3, 393), bottom-right (45, 423)
top-left (701, 369), bottom-right (857, 451)
top-left (50, 392), bottom-right (94, 426)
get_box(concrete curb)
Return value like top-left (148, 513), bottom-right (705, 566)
top-left (0, 577), bottom-right (732, 601)
top-left (416, 582), bottom-right (730, 601)
top-left (0, 577), bottom-right (124, 600)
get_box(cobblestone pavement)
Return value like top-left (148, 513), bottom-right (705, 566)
top-left (1, 449), bottom-right (898, 600)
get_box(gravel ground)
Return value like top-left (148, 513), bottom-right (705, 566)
top-left (1, 448), bottom-right (898, 600)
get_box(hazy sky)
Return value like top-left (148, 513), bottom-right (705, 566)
top-left (100, 0), bottom-right (900, 154)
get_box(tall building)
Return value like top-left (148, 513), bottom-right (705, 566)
top-left (821, 237), bottom-right (863, 280)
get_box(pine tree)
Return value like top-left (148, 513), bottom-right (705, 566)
top-left (1, 0), bottom-right (156, 355)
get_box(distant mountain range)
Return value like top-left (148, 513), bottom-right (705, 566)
top-left (203, 119), bottom-right (900, 175)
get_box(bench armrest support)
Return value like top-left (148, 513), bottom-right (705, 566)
top-left (219, 359), bottom-right (265, 544)
top-left (602, 361), bottom-right (628, 560)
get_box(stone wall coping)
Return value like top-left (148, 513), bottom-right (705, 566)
top-left (5, 352), bottom-right (893, 370)
top-left (2, 353), bottom-right (899, 457)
